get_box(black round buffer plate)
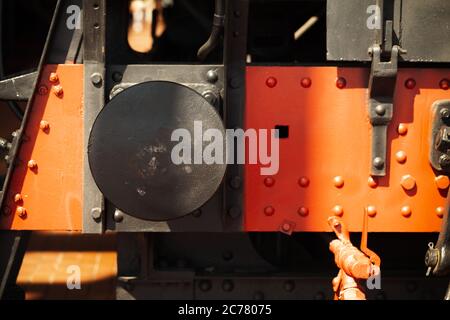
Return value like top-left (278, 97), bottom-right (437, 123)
top-left (88, 81), bottom-right (226, 221)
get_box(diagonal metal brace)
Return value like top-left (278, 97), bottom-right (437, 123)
top-left (368, 45), bottom-right (400, 176)
top-left (0, 71), bottom-right (37, 101)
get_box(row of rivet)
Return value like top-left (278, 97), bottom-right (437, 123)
top-left (265, 77), bottom-right (449, 90)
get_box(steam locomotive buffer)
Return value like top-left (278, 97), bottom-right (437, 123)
top-left (0, 0), bottom-right (450, 300)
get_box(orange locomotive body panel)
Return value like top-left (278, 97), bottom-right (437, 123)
top-left (244, 66), bottom-right (449, 232)
top-left (1, 64), bottom-right (83, 231)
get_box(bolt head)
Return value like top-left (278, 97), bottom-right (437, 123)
top-left (39, 120), bottom-right (50, 132)
top-left (199, 280), bottom-right (212, 292)
top-left (264, 206), bottom-right (275, 216)
top-left (91, 207), bottom-right (102, 220)
top-left (395, 151), bottom-right (407, 164)
top-left (53, 85), bottom-right (63, 97)
top-left (14, 194), bottom-right (23, 204)
top-left (49, 72), bottom-right (59, 83)
top-left (440, 79), bottom-right (449, 90)
top-left (298, 207), bottom-right (309, 217)
top-left (264, 177), bottom-right (275, 187)
top-left (228, 206), bottom-right (241, 219)
top-left (401, 205), bottom-right (412, 217)
top-left (202, 91), bottom-right (218, 106)
top-left (332, 205), bottom-right (344, 217)
top-left (90, 73), bottom-right (103, 86)
top-left (367, 205), bottom-right (377, 217)
top-left (266, 77), bottom-right (277, 88)
top-left (38, 85), bottom-right (48, 96)
top-left (440, 108), bottom-right (450, 120)
top-left (222, 280), bottom-right (234, 292)
top-left (298, 177), bottom-right (309, 187)
top-left (373, 157), bottom-right (384, 169)
top-left (301, 77), bottom-right (312, 88)
top-left (435, 175), bottom-right (449, 190)
top-left (368, 176), bottom-right (378, 188)
top-left (436, 206), bottom-right (445, 218)
top-left (333, 176), bottom-right (344, 188)
top-left (336, 77), bottom-right (346, 89)
top-left (16, 206), bottom-right (27, 218)
top-left (439, 154), bottom-right (450, 167)
top-left (405, 78), bottom-right (416, 89)
top-left (192, 209), bottom-right (202, 218)
top-left (206, 69), bottom-right (218, 83)
top-left (27, 160), bottom-right (37, 170)
top-left (375, 104), bottom-right (386, 116)
top-left (3, 206), bottom-right (11, 216)
top-left (113, 210), bottom-right (124, 222)
top-left (112, 72), bottom-right (123, 83)
top-left (400, 175), bottom-right (416, 191)
top-left (397, 123), bottom-right (408, 135)
top-left (425, 249), bottom-right (439, 269)
top-left (229, 176), bottom-right (241, 189)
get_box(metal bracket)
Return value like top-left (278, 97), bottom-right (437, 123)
top-left (429, 100), bottom-right (450, 174)
top-left (368, 45), bottom-right (400, 176)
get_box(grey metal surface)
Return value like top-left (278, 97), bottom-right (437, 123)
top-left (82, 0), bottom-right (105, 234)
top-left (0, 72), bottom-right (37, 101)
top-left (326, 0), bottom-right (450, 62)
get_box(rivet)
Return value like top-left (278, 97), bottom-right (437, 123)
top-left (192, 209), bottom-right (202, 218)
top-left (14, 194), bottom-right (23, 204)
top-left (199, 280), bottom-right (212, 292)
top-left (53, 85), bottom-right (63, 97)
top-left (439, 154), bottom-right (450, 168)
top-left (3, 206), bottom-right (11, 216)
top-left (113, 210), bottom-right (124, 222)
top-left (400, 175), bottom-right (416, 191)
top-left (281, 222), bottom-right (292, 232)
top-left (298, 207), bottom-right (309, 217)
top-left (368, 176), bottom-right (378, 188)
top-left (27, 160), bottom-right (37, 170)
top-left (401, 206), bottom-right (412, 217)
top-left (333, 176), bottom-right (344, 188)
top-left (39, 120), bottom-right (50, 132)
top-left (264, 206), bottom-right (275, 216)
top-left (222, 280), bottom-right (234, 292)
top-left (16, 206), bottom-right (27, 218)
top-left (367, 205), bottom-right (377, 217)
top-left (435, 175), bottom-right (449, 190)
top-left (332, 205), bottom-right (344, 217)
top-left (264, 177), bottom-right (275, 187)
top-left (49, 72), bottom-right (58, 83)
top-left (436, 206), bottom-right (445, 218)
top-left (336, 77), bottom-right (346, 89)
top-left (301, 77), bottom-right (312, 88)
top-left (439, 79), bottom-right (449, 90)
top-left (38, 85), bottom-right (48, 96)
top-left (284, 280), bottom-right (295, 292)
top-left (229, 176), bottom-right (241, 189)
top-left (112, 71), bottom-right (123, 82)
top-left (397, 123), bottom-right (408, 135)
top-left (228, 206), bottom-right (241, 218)
top-left (395, 151), bottom-right (407, 164)
top-left (298, 177), bottom-right (309, 187)
top-left (440, 108), bottom-right (450, 120)
top-left (375, 104), bottom-right (386, 116)
top-left (266, 77), bottom-right (277, 88)
top-left (405, 78), bottom-right (416, 89)
top-left (206, 69), bottom-right (218, 83)
top-left (373, 157), bottom-right (384, 169)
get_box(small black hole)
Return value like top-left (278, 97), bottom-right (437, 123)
top-left (275, 125), bottom-right (289, 139)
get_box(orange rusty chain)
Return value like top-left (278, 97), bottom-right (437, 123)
top-left (328, 209), bottom-right (381, 300)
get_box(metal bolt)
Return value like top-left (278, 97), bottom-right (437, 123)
top-left (440, 108), bottom-right (450, 120)
top-left (401, 205), bottom-right (412, 217)
top-left (333, 205), bottom-right (344, 217)
top-left (199, 280), bottom-right (212, 292)
top-left (49, 72), bottom-right (59, 83)
top-left (112, 71), bottom-right (123, 83)
top-left (436, 206), bottom-right (445, 218)
top-left (439, 79), bottom-right (449, 90)
top-left (14, 194), bottom-right (23, 204)
top-left (264, 206), bottom-right (275, 216)
top-left (253, 291), bottom-right (265, 300)
top-left (368, 176), bottom-right (378, 188)
top-left (333, 176), bottom-right (344, 188)
top-left (400, 175), bottom-right (416, 191)
top-left (113, 210), bottom-right (124, 222)
top-left (39, 120), bottom-right (50, 132)
top-left (264, 177), bottom-right (275, 187)
top-left (367, 205), bottom-right (377, 217)
top-left (229, 176), bottom-right (241, 189)
top-left (3, 206), bottom-right (11, 216)
top-left (16, 206), bottom-right (27, 218)
top-left (222, 280), bottom-right (234, 292)
top-left (373, 157), bottom-right (384, 169)
top-left (192, 209), bottom-right (202, 218)
top-left (91, 73), bottom-right (103, 86)
top-left (229, 77), bottom-right (240, 89)
top-left (91, 207), bottom-right (102, 220)
top-left (284, 280), bottom-right (295, 292)
top-left (439, 154), bottom-right (450, 167)
top-left (298, 176), bottom-right (309, 187)
top-left (202, 90), bottom-right (218, 106)
top-left (281, 222), bottom-right (292, 232)
top-left (298, 207), bottom-right (309, 217)
top-left (206, 69), bottom-right (218, 83)
top-left (425, 246), bottom-right (439, 270)
top-left (375, 104), bottom-right (386, 116)
top-left (266, 77), bottom-right (277, 88)
top-left (38, 85), bottom-right (48, 96)
top-left (300, 77), bottom-right (312, 88)
top-left (404, 78), bottom-right (416, 89)
top-left (336, 77), bottom-right (346, 89)
top-left (395, 151), bottom-right (407, 164)
top-left (228, 206), bottom-right (241, 219)
top-left (397, 123), bottom-right (408, 135)
top-left (27, 160), bottom-right (37, 170)
top-left (435, 175), bottom-right (449, 190)
top-left (53, 85), bottom-right (63, 97)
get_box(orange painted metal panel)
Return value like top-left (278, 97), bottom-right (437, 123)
top-left (244, 66), bottom-right (450, 232)
top-left (1, 64), bottom-right (83, 231)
